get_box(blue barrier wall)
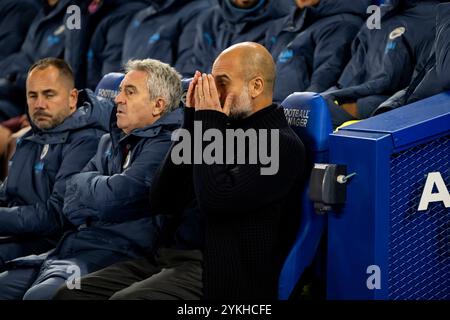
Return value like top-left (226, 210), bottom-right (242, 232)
top-left (326, 92), bottom-right (450, 299)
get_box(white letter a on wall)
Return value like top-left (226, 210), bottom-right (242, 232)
top-left (418, 172), bottom-right (450, 211)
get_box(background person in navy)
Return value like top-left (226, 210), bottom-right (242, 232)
top-left (0, 59), bottom-right (183, 300)
top-left (179, 0), bottom-right (290, 77)
top-left (374, 2), bottom-right (450, 115)
top-left (0, 58), bottom-right (111, 272)
top-left (321, 0), bottom-right (441, 128)
top-left (121, 0), bottom-right (211, 78)
top-left (266, 0), bottom-right (369, 103)
top-left (65, 0), bottom-right (150, 89)
top-left (0, 0), bottom-right (39, 60)
top-left (0, 0), bottom-right (73, 122)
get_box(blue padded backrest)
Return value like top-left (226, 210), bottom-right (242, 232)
top-left (282, 92), bottom-right (332, 163)
top-left (182, 77), bottom-right (193, 92)
top-left (95, 72), bottom-right (124, 102)
top-left (278, 92), bottom-right (333, 299)
top-left (180, 78), bottom-right (193, 106)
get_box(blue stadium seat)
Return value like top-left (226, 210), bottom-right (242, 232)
top-left (179, 78), bottom-right (193, 106)
top-left (181, 78), bottom-right (193, 92)
top-left (94, 72), bottom-right (124, 102)
top-left (279, 92), bottom-right (333, 299)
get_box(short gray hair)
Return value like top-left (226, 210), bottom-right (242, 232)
top-left (124, 59), bottom-right (182, 114)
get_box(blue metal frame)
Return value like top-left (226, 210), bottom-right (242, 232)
top-left (326, 92), bottom-right (450, 299)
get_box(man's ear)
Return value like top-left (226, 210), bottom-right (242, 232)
top-left (152, 98), bottom-right (167, 116)
top-left (69, 89), bottom-right (78, 111)
top-left (249, 76), bottom-right (264, 99)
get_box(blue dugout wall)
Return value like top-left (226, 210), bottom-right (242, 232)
top-left (326, 93), bottom-right (450, 300)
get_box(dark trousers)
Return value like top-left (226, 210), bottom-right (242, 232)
top-left (326, 101), bottom-right (356, 129)
top-left (0, 237), bottom-right (55, 272)
top-left (54, 248), bottom-right (203, 300)
top-left (0, 256), bottom-right (89, 300)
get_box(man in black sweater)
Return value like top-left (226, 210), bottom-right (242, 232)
top-left (189, 42), bottom-right (305, 299)
top-left (54, 42), bottom-right (305, 300)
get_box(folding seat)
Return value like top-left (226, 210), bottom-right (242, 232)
top-left (94, 72), bottom-right (124, 102)
top-left (278, 92), bottom-right (333, 299)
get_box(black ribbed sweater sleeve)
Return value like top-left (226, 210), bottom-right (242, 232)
top-left (193, 109), bottom-right (305, 216)
top-left (148, 107), bottom-right (195, 216)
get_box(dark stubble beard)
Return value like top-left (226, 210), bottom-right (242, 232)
top-left (31, 109), bottom-right (71, 130)
top-left (228, 87), bottom-right (253, 120)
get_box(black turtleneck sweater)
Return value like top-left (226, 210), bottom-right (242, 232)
top-left (193, 105), bottom-right (305, 300)
top-left (148, 105), bottom-right (305, 299)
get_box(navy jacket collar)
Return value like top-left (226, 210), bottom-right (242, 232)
top-left (40, 0), bottom-right (72, 23)
top-left (218, 0), bottom-right (286, 30)
top-left (281, 0), bottom-right (370, 34)
top-left (137, 0), bottom-right (186, 21)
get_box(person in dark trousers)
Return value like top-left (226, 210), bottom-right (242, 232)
top-left (0, 58), bottom-right (112, 272)
top-left (189, 42), bottom-right (305, 299)
top-left (321, 0), bottom-right (441, 128)
top-left (54, 72), bottom-right (204, 301)
top-left (53, 130), bottom-right (204, 300)
top-left (266, 0), bottom-right (368, 103)
top-left (373, 2), bottom-right (450, 115)
top-left (179, 0), bottom-right (290, 77)
top-left (0, 59), bottom-right (182, 300)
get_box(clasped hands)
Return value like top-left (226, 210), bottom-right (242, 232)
top-left (185, 71), bottom-right (234, 116)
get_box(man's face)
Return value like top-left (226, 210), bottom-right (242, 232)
top-left (295, 0), bottom-right (320, 9)
top-left (26, 66), bottom-right (77, 130)
top-left (114, 70), bottom-right (160, 134)
top-left (47, 0), bottom-right (59, 7)
top-left (231, 0), bottom-right (259, 9)
top-left (212, 53), bottom-right (253, 120)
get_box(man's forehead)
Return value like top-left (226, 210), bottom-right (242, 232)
top-left (212, 67), bottom-right (239, 82)
top-left (122, 70), bottom-right (147, 83)
top-left (120, 70), bottom-right (148, 87)
top-left (212, 69), bottom-right (231, 79)
top-left (212, 52), bottom-right (242, 78)
top-left (28, 66), bottom-right (60, 81)
top-left (27, 68), bottom-right (62, 90)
